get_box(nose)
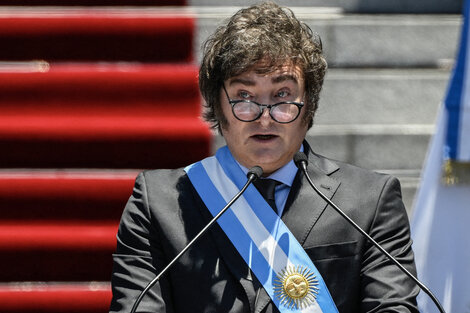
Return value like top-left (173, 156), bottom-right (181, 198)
top-left (258, 106), bottom-right (273, 127)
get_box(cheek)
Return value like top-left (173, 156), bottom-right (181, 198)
top-left (289, 123), bottom-right (308, 142)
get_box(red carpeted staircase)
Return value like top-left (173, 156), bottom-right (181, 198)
top-left (0, 1), bottom-right (211, 312)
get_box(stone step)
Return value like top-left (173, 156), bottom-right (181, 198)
top-left (189, 0), bottom-right (463, 14)
top-left (305, 125), bottom-right (432, 171)
top-left (317, 69), bottom-right (447, 125)
top-left (194, 8), bottom-right (461, 67)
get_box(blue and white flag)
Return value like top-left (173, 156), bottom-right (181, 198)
top-left (411, 1), bottom-right (470, 312)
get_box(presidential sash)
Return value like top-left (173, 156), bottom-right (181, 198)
top-left (184, 146), bottom-right (338, 313)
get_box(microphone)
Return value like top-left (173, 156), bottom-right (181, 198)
top-left (294, 152), bottom-right (445, 313)
top-left (129, 165), bottom-right (263, 313)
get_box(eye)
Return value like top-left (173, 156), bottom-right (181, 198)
top-left (276, 90), bottom-right (290, 99)
top-left (238, 91), bottom-right (252, 99)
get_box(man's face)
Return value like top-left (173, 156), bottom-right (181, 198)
top-left (220, 63), bottom-right (309, 176)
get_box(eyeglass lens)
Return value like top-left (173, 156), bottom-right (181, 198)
top-left (232, 101), bottom-right (300, 123)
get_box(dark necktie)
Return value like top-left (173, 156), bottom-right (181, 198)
top-left (253, 178), bottom-right (280, 214)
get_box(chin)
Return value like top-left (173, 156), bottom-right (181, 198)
top-left (258, 161), bottom-right (283, 175)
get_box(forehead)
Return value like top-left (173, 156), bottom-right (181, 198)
top-left (226, 62), bottom-right (304, 86)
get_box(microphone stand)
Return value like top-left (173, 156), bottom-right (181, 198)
top-left (295, 153), bottom-right (445, 313)
top-left (129, 166), bottom-right (263, 313)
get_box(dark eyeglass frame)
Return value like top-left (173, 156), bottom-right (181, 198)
top-left (222, 85), bottom-right (304, 124)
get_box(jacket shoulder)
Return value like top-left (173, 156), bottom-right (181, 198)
top-left (313, 152), bottom-right (394, 186)
top-left (140, 167), bottom-right (188, 184)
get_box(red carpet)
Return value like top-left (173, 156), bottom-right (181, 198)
top-left (0, 170), bottom-right (137, 221)
top-left (1, 3), bottom-right (211, 312)
top-left (0, 0), bottom-right (184, 5)
top-left (0, 10), bottom-right (194, 62)
top-left (0, 64), bottom-right (210, 168)
top-left (0, 283), bottom-right (111, 313)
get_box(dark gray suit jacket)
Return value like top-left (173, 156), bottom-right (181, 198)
top-left (110, 144), bottom-right (419, 313)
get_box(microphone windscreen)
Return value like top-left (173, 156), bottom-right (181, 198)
top-left (247, 166), bottom-right (263, 179)
top-left (294, 152), bottom-right (308, 169)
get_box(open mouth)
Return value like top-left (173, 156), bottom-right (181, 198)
top-left (253, 134), bottom-right (277, 140)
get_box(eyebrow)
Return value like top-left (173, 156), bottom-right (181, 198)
top-left (228, 78), bottom-right (256, 86)
top-left (271, 74), bottom-right (299, 84)
top-left (228, 74), bottom-right (299, 86)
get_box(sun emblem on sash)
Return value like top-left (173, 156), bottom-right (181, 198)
top-left (273, 265), bottom-right (319, 309)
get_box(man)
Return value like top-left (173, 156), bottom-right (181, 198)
top-left (110, 2), bottom-right (419, 312)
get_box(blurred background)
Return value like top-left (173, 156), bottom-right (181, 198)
top-left (0, 0), bottom-right (463, 312)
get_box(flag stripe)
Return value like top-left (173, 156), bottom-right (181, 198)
top-left (446, 0), bottom-right (470, 161)
top-left (459, 0), bottom-right (470, 160)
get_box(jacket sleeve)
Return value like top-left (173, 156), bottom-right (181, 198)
top-left (360, 176), bottom-right (420, 312)
top-left (109, 172), bottom-right (174, 313)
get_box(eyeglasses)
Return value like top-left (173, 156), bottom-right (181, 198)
top-left (222, 85), bottom-right (304, 124)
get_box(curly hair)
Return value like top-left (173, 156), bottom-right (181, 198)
top-left (199, 1), bottom-right (327, 130)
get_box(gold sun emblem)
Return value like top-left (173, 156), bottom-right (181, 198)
top-left (273, 265), bottom-right (319, 309)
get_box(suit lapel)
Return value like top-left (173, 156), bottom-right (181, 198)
top-left (254, 145), bottom-right (341, 313)
top-left (282, 152), bottom-right (341, 245)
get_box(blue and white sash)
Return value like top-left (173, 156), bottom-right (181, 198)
top-left (184, 146), bottom-right (338, 313)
